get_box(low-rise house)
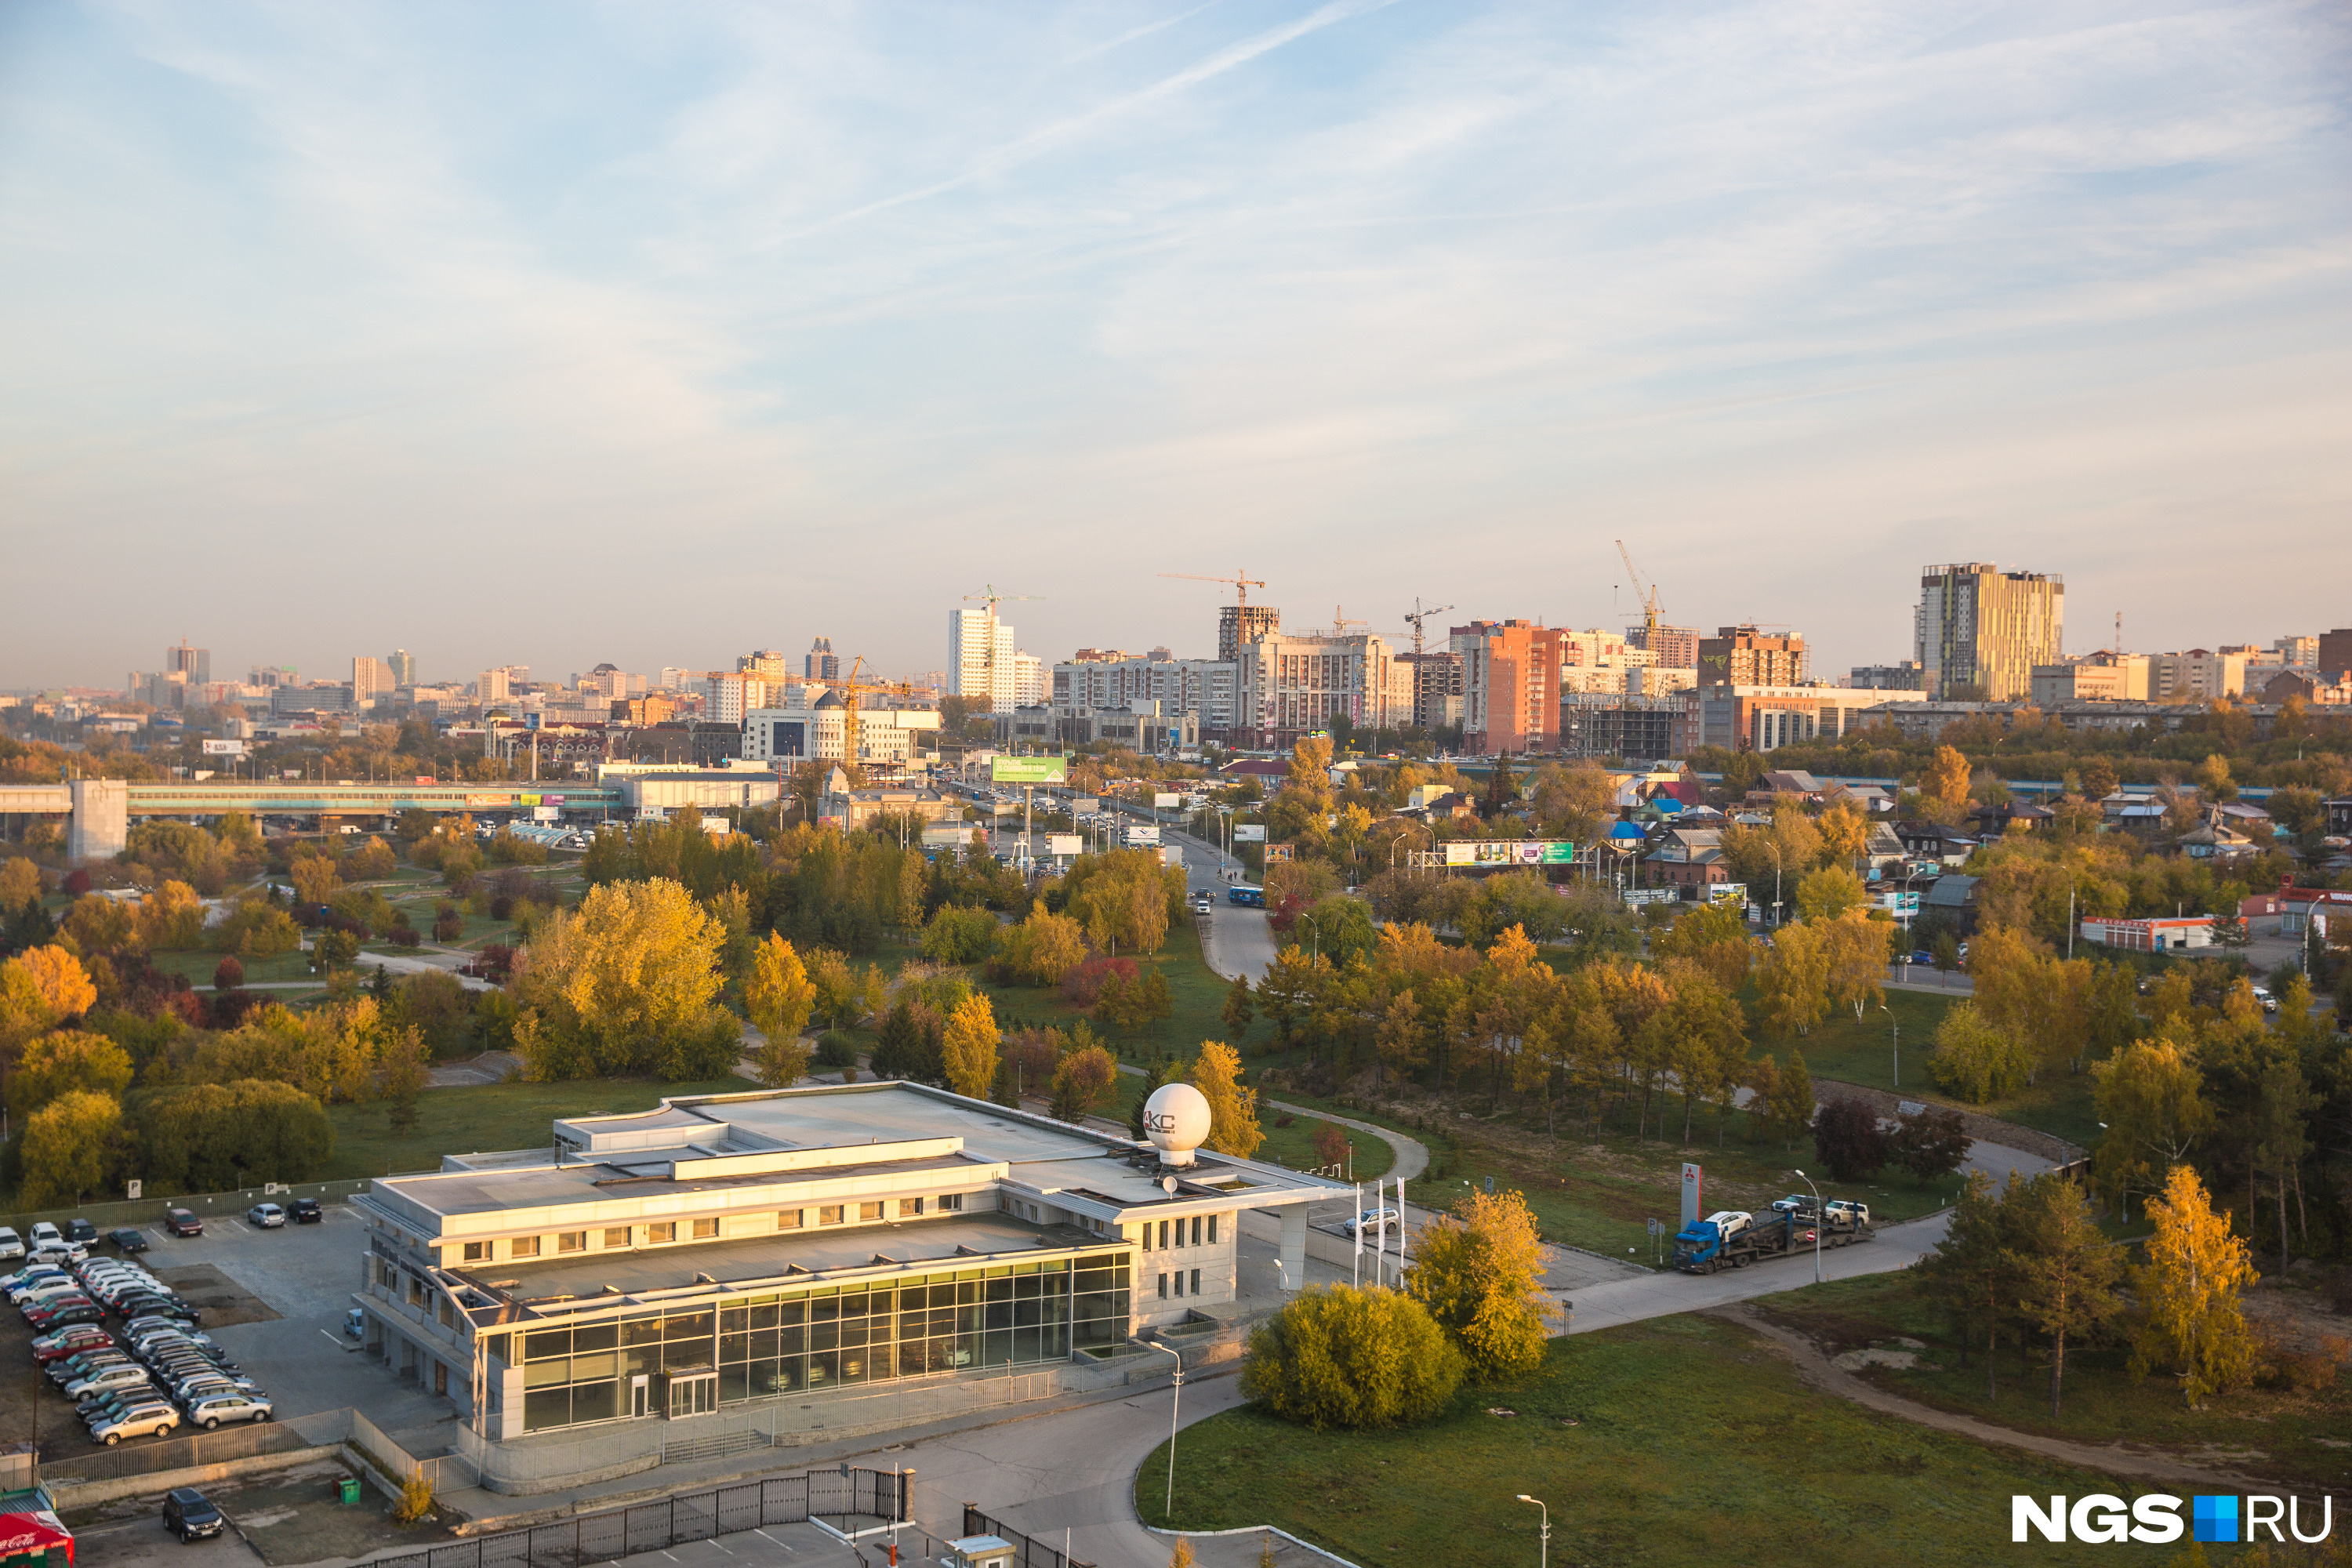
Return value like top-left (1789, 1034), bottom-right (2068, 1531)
top-left (1921, 873), bottom-right (1981, 935)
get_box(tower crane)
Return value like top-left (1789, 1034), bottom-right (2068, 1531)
top-left (1616, 540), bottom-right (1661, 639)
top-left (1401, 598), bottom-right (1454, 657)
top-left (1327, 606), bottom-right (1369, 635)
top-left (1157, 569), bottom-right (1266, 609)
top-left (833, 655), bottom-right (918, 772)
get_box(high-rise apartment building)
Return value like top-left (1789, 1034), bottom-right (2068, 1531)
top-left (353, 656), bottom-right (397, 705)
top-left (1848, 662), bottom-right (1926, 691)
top-left (804, 637), bottom-right (839, 681)
top-left (2150, 649), bottom-right (2249, 702)
top-left (1218, 605), bottom-right (1281, 664)
top-left (1238, 631), bottom-right (1409, 749)
top-left (948, 608), bottom-right (1019, 709)
top-left (1454, 619), bottom-right (1570, 754)
top-left (388, 649), bottom-right (417, 686)
top-left (2318, 629), bottom-right (2352, 681)
top-left (477, 668), bottom-right (513, 706)
top-left (739, 649), bottom-right (791, 680)
top-left (1012, 652), bottom-right (1047, 709)
top-left (1054, 657), bottom-right (1240, 732)
top-left (166, 640), bottom-right (209, 686)
top-left (1399, 651), bottom-right (1465, 731)
top-left (1625, 624), bottom-right (1701, 670)
top-left (1915, 563), bottom-right (2063, 699)
top-left (1697, 626), bottom-right (1809, 688)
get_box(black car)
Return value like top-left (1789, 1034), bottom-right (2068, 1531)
top-left (162, 1209), bottom-right (203, 1238)
top-left (107, 1228), bottom-right (151, 1254)
top-left (289, 1198), bottom-right (322, 1225)
top-left (65, 1218), bottom-right (99, 1244)
top-left (163, 1487), bottom-right (223, 1541)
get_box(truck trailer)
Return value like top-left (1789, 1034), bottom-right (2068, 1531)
top-left (1671, 1201), bottom-right (1873, 1274)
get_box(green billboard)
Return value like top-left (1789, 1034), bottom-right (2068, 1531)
top-left (991, 755), bottom-right (1070, 784)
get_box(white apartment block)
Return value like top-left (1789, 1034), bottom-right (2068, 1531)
top-left (742, 691), bottom-right (941, 767)
top-left (1236, 632), bottom-right (1410, 747)
top-left (1051, 658), bottom-right (1240, 732)
top-left (698, 672), bottom-right (775, 725)
top-left (1012, 652), bottom-right (1047, 709)
top-left (948, 610), bottom-right (1018, 709)
top-left (2151, 649), bottom-right (2249, 702)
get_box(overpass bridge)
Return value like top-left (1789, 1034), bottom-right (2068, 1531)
top-left (0, 780), bottom-right (623, 862)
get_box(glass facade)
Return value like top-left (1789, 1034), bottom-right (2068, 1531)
top-left (502, 1253), bottom-right (1130, 1432)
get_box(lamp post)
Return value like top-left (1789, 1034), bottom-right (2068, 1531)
top-left (1878, 1003), bottom-right (1898, 1089)
top-left (1141, 1339), bottom-right (1185, 1520)
top-left (1516, 1495), bottom-right (1550, 1568)
top-left (1768, 842), bottom-right (1784, 928)
top-left (1791, 1168), bottom-right (1823, 1285)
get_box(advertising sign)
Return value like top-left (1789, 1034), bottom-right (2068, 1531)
top-left (1708, 883), bottom-right (1748, 906)
top-left (1681, 1163), bottom-right (1703, 1230)
top-left (201, 739), bottom-right (246, 756)
top-left (466, 793), bottom-right (510, 809)
top-left (1152, 792), bottom-right (1181, 809)
top-left (1072, 797), bottom-right (1098, 814)
top-left (1232, 824), bottom-right (1266, 842)
top-left (1443, 839), bottom-right (1575, 866)
top-left (1046, 835), bottom-right (1083, 856)
top-left (520, 794), bottom-right (542, 806)
top-left (416, 775), bottom-right (435, 785)
top-left (991, 755), bottom-right (1070, 784)
top-left (1264, 843), bottom-right (1294, 864)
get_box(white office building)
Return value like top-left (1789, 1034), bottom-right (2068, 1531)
top-left (948, 609), bottom-right (1019, 710)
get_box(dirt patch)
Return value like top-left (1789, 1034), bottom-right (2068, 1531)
top-left (152, 1263), bottom-right (281, 1327)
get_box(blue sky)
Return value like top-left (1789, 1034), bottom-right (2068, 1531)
top-left (2, 0), bottom-right (2347, 690)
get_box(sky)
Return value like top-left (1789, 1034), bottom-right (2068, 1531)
top-left (2, 0), bottom-right (2347, 691)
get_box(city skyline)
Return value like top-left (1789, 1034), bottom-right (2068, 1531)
top-left (4, 1), bottom-right (2347, 688)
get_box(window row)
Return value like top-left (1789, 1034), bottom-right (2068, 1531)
top-left (1139, 1214), bottom-right (1216, 1251)
top-left (452, 1192), bottom-right (974, 1265)
top-left (1157, 1269), bottom-right (1203, 1300)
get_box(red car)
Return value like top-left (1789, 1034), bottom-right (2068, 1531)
top-left (32, 1327), bottom-right (112, 1364)
top-left (25, 1300), bottom-right (102, 1330)
top-left (162, 1210), bottom-right (203, 1238)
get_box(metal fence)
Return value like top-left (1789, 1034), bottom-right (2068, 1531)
top-left (0, 1176), bottom-right (380, 1240)
top-left (368, 1470), bottom-right (913, 1568)
top-left (963, 1504), bottom-right (1094, 1568)
top-left (40, 1409), bottom-right (333, 1484)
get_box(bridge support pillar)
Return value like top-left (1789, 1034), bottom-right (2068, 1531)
top-left (68, 779), bottom-right (128, 862)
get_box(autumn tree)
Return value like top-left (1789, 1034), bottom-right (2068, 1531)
top-left (1817, 911), bottom-right (1890, 1020)
top-left (510, 878), bottom-right (739, 1080)
top-left (1926, 1002), bottom-right (2035, 1103)
top-left (2089, 1038), bottom-right (2211, 1217)
top-left (0, 858), bottom-right (39, 912)
top-left (1240, 1285), bottom-right (1465, 1429)
top-left (1049, 1044), bottom-right (1119, 1123)
top-left (1406, 1187), bottom-right (1548, 1380)
top-left (1812, 1096), bottom-right (1888, 1181)
top-left (20, 1089), bottom-right (121, 1206)
top-left (0, 945), bottom-right (97, 1054)
top-left (746, 934), bottom-right (819, 1088)
top-left (1922, 745), bottom-right (1972, 811)
top-left (1221, 972), bottom-right (1254, 1041)
top-left (1190, 1040), bottom-right (1264, 1158)
top-left (1795, 866), bottom-right (1867, 923)
top-left (1756, 920), bottom-right (1829, 1036)
top-left (376, 1024), bottom-right (429, 1136)
top-left (9, 1030), bottom-right (132, 1117)
top-left (941, 991), bottom-right (1001, 1099)
top-left (1647, 900), bottom-right (1752, 992)
top-left (2129, 1164), bottom-right (2259, 1406)
top-left (1887, 1105), bottom-right (1969, 1183)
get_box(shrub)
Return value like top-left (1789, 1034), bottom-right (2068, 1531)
top-left (815, 1030), bottom-right (860, 1069)
top-left (1926, 1001), bottom-right (2036, 1102)
top-left (432, 904), bottom-right (465, 942)
top-left (1240, 1285), bottom-right (1464, 1429)
top-left (213, 956), bottom-right (244, 991)
top-left (1060, 954), bottom-right (1137, 1007)
top-left (1812, 1097), bottom-right (1889, 1181)
top-left (920, 904), bottom-right (1000, 966)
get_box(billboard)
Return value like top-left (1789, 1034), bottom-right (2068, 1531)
top-left (1046, 834), bottom-right (1083, 856)
top-left (1152, 792), bottom-right (1181, 809)
top-left (1441, 840), bottom-right (1575, 866)
top-left (466, 793), bottom-right (510, 808)
top-left (201, 739), bottom-right (246, 756)
top-left (1232, 824), bottom-right (1266, 842)
top-left (991, 755), bottom-right (1069, 784)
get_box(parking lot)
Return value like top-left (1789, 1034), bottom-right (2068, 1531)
top-left (9, 1200), bottom-right (459, 1469)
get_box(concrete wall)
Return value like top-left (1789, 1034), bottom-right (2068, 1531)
top-left (67, 779), bottom-right (128, 862)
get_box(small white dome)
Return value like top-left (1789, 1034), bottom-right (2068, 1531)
top-left (1142, 1082), bottom-right (1212, 1167)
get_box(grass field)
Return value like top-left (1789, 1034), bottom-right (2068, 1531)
top-left (145, 948), bottom-right (318, 985)
top-left (975, 919), bottom-right (1253, 1064)
top-left (1145, 1314), bottom-right (2157, 1567)
top-left (1748, 1270), bottom-right (2352, 1496)
top-left (1758, 985), bottom-right (2102, 1150)
top-left (324, 1075), bottom-right (750, 1178)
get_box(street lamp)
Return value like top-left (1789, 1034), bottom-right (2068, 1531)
top-left (1767, 841), bottom-right (1784, 928)
top-left (1878, 1002), bottom-right (1898, 1089)
top-left (1791, 1168), bottom-right (1823, 1285)
top-left (1516, 1495), bottom-right (1550, 1568)
top-left (1141, 1339), bottom-right (1185, 1520)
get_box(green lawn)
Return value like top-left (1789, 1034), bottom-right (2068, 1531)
top-left (1749, 1270), bottom-right (2352, 1496)
top-left (1251, 1109), bottom-right (1396, 1183)
top-left (324, 1075), bottom-right (751, 1179)
top-left (1761, 986), bottom-right (2102, 1150)
top-left (146, 948), bottom-right (318, 985)
top-left (1146, 1315), bottom-right (2158, 1567)
top-left (976, 918), bottom-right (1248, 1064)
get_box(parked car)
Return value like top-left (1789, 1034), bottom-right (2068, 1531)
top-left (92, 1403), bottom-right (180, 1446)
top-left (28, 1222), bottom-right (61, 1249)
top-left (0, 1228), bottom-right (22, 1261)
top-left (245, 1203), bottom-right (285, 1229)
top-left (27, 1242), bottom-right (88, 1266)
top-left (107, 1228), bottom-right (150, 1254)
top-left (32, 1327), bottom-right (114, 1363)
top-left (163, 1488), bottom-right (224, 1542)
top-left (187, 1392), bottom-right (273, 1429)
top-left (64, 1363), bottom-right (154, 1401)
top-left (289, 1197), bottom-right (322, 1225)
top-left (162, 1209), bottom-right (204, 1238)
top-left (344, 1308), bottom-right (365, 1341)
top-left (1341, 1207), bottom-right (1401, 1237)
top-left (25, 1300), bottom-right (103, 1331)
top-left (64, 1218), bottom-right (98, 1245)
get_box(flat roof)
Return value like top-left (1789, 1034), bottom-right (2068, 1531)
top-left (459, 1211), bottom-right (1106, 1313)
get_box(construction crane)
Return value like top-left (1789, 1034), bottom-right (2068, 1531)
top-left (1327, 606), bottom-right (1370, 635)
top-left (1401, 598), bottom-right (1454, 657)
top-left (1157, 568), bottom-right (1266, 609)
top-left (960, 584), bottom-right (1040, 699)
top-left (1616, 540), bottom-right (1661, 639)
top-left (830, 655), bottom-right (920, 772)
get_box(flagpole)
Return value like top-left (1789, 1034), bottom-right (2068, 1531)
top-left (1352, 1181), bottom-right (1363, 1290)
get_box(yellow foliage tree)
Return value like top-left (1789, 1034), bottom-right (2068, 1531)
top-left (2129, 1164), bottom-right (2259, 1406)
top-left (511, 878), bottom-right (736, 1080)
top-left (289, 852), bottom-right (343, 906)
top-left (1189, 1040), bottom-right (1263, 1158)
top-left (9, 1030), bottom-right (132, 1117)
top-left (941, 991), bottom-right (1000, 1099)
top-left (2090, 1038), bottom-right (2210, 1215)
top-left (1405, 1187), bottom-right (1548, 1380)
top-left (1795, 866), bottom-right (1867, 922)
top-left (0, 858), bottom-right (41, 911)
top-left (1923, 744), bottom-right (1972, 810)
top-left (1819, 910), bottom-right (1890, 1021)
top-left (21, 1089), bottom-right (121, 1207)
top-left (136, 879), bottom-right (208, 950)
top-left (746, 934), bottom-right (818, 1088)
top-left (1755, 920), bottom-right (1828, 1036)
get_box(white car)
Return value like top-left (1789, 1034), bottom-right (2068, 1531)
top-left (27, 1243), bottom-right (88, 1266)
top-left (90, 1403), bottom-right (180, 1446)
top-left (245, 1203), bottom-right (285, 1229)
top-left (187, 1392), bottom-right (274, 1429)
top-left (0, 1229), bottom-right (23, 1261)
top-left (1342, 1207), bottom-right (1401, 1237)
top-left (28, 1222), bottom-right (61, 1249)
top-left (64, 1364), bottom-right (154, 1401)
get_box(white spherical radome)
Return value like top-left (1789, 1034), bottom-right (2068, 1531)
top-left (1142, 1082), bottom-right (1212, 1165)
